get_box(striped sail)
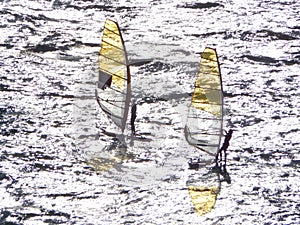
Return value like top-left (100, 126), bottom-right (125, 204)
top-left (185, 47), bottom-right (224, 155)
top-left (96, 19), bottom-right (131, 132)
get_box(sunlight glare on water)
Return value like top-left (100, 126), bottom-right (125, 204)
top-left (0, 0), bottom-right (299, 224)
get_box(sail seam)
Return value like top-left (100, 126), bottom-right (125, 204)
top-left (198, 72), bottom-right (219, 77)
top-left (99, 53), bottom-right (124, 66)
top-left (201, 58), bottom-right (218, 63)
top-left (191, 101), bottom-right (221, 106)
top-left (101, 38), bottom-right (124, 51)
top-left (104, 25), bottom-right (120, 36)
top-left (194, 86), bottom-right (221, 91)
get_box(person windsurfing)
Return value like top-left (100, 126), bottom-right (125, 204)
top-left (130, 101), bottom-right (137, 135)
top-left (216, 129), bottom-right (233, 164)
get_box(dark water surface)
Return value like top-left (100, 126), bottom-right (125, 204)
top-left (1, 0), bottom-right (300, 224)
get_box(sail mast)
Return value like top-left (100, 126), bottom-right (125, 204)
top-left (215, 49), bottom-right (224, 152)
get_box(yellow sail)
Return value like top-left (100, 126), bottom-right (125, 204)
top-left (99, 19), bottom-right (127, 90)
top-left (192, 48), bottom-right (222, 117)
top-left (185, 47), bottom-right (223, 155)
top-left (96, 19), bottom-right (131, 132)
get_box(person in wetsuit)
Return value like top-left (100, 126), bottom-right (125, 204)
top-left (130, 102), bottom-right (137, 135)
top-left (217, 129), bottom-right (233, 164)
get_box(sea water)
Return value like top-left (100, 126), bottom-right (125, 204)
top-left (0, 0), bottom-right (299, 224)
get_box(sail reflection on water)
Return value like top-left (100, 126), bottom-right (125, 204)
top-left (188, 185), bottom-right (219, 216)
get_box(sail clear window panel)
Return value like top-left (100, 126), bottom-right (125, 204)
top-left (186, 107), bottom-right (222, 154)
top-left (98, 71), bottom-right (112, 90)
top-left (99, 88), bottom-right (125, 125)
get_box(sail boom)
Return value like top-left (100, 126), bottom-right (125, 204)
top-left (97, 97), bottom-right (126, 110)
top-left (192, 146), bottom-right (216, 156)
top-left (186, 116), bottom-right (222, 121)
top-left (188, 131), bottom-right (222, 136)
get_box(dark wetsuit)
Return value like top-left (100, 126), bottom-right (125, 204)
top-left (130, 103), bottom-right (137, 135)
top-left (217, 129), bottom-right (233, 163)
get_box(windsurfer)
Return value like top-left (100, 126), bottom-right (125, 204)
top-left (130, 101), bottom-right (137, 135)
top-left (216, 129), bottom-right (233, 164)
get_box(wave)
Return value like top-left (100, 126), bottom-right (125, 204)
top-left (279, 129), bottom-right (300, 138)
top-left (30, 43), bottom-right (60, 53)
top-left (190, 31), bottom-right (226, 38)
top-left (241, 29), bottom-right (298, 41)
top-left (51, 0), bottom-right (73, 9)
top-left (282, 59), bottom-right (300, 65)
top-left (37, 92), bottom-right (75, 99)
top-left (0, 84), bottom-right (15, 92)
top-left (66, 4), bottom-right (136, 12)
top-left (288, 160), bottom-right (300, 168)
top-left (140, 61), bottom-right (173, 73)
top-left (2, 8), bottom-right (59, 24)
top-left (0, 43), bottom-right (14, 49)
top-left (29, 34), bottom-right (78, 53)
top-left (242, 55), bottom-right (278, 64)
top-left (242, 54), bottom-right (300, 66)
top-left (179, 2), bottom-right (223, 9)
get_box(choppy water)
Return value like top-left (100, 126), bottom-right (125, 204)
top-left (1, 0), bottom-right (300, 224)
